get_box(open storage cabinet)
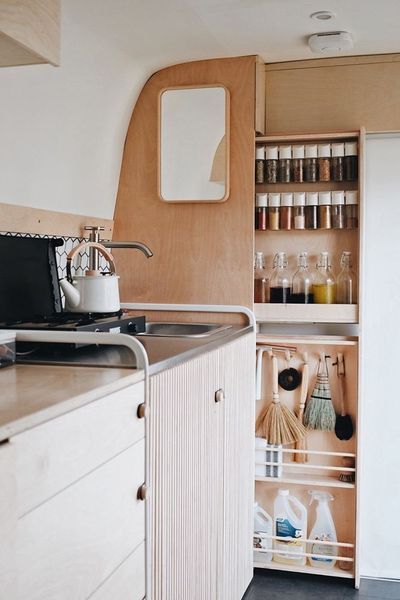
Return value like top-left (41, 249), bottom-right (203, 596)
top-left (253, 130), bottom-right (363, 588)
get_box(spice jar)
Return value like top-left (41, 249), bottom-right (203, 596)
top-left (331, 142), bottom-right (344, 181)
top-left (345, 141), bottom-right (358, 181)
top-left (293, 192), bottom-right (306, 230)
top-left (318, 191), bottom-right (332, 229)
top-left (280, 193), bottom-right (293, 230)
top-left (304, 144), bottom-right (318, 182)
top-left (345, 191), bottom-right (358, 229)
top-left (332, 190), bottom-right (345, 229)
top-left (318, 143), bottom-right (331, 181)
top-left (278, 145), bottom-right (291, 183)
top-left (305, 192), bottom-right (318, 229)
top-left (254, 252), bottom-right (269, 303)
top-left (268, 193), bottom-right (280, 231)
top-left (292, 145), bottom-right (304, 183)
top-left (265, 146), bottom-right (278, 183)
top-left (255, 145), bottom-right (265, 184)
top-left (255, 193), bottom-right (268, 230)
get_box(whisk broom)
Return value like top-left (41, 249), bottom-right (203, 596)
top-left (256, 353), bottom-right (307, 445)
top-left (304, 352), bottom-right (336, 431)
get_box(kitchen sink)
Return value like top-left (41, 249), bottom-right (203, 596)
top-left (136, 322), bottom-right (232, 338)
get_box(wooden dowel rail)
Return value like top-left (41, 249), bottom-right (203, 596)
top-left (256, 534), bottom-right (354, 548)
top-left (254, 548), bottom-right (354, 562)
top-left (280, 449), bottom-right (356, 458)
top-left (256, 462), bottom-right (356, 472)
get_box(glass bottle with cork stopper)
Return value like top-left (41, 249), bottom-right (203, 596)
top-left (318, 191), bottom-right (332, 229)
top-left (270, 251), bottom-right (291, 303)
top-left (313, 251), bottom-right (335, 304)
top-left (336, 251), bottom-right (356, 304)
top-left (278, 145), bottom-right (291, 183)
top-left (293, 192), bottom-right (306, 230)
top-left (255, 193), bottom-right (268, 231)
top-left (254, 252), bottom-right (269, 303)
top-left (291, 252), bottom-right (314, 303)
top-left (345, 191), bottom-right (358, 229)
top-left (331, 142), bottom-right (344, 181)
top-left (305, 191), bottom-right (318, 229)
top-left (292, 145), bottom-right (304, 183)
top-left (255, 145), bottom-right (265, 184)
top-left (304, 144), bottom-right (318, 182)
top-left (318, 143), bottom-right (331, 182)
top-left (268, 193), bottom-right (280, 231)
top-left (280, 193), bottom-right (293, 230)
top-left (332, 190), bottom-right (345, 229)
top-left (344, 141), bottom-right (358, 181)
top-left (265, 146), bottom-right (278, 183)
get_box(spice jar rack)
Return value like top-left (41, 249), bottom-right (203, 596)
top-left (254, 131), bottom-right (362, 324)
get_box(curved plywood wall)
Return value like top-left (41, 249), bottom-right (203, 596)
top-left (113, 56), bottom-right (256, 307)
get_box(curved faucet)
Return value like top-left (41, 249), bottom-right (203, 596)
top-left (102, 240), bottom-right (153, 258)
top-left (84, 225), bottom-right (153, 271)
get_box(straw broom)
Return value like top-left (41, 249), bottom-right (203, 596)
top-left (293, 352), bottom-right (309, 463)
top-left (256, 353), bottom-right (307, 445)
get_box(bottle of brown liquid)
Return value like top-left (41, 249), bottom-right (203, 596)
top-left (254, 252), bottom-right (269, 303)
top-left (270, 252), bottom-right (290, 303)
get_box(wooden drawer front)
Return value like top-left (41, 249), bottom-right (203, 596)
top-left (90, 541), bottom-right (145, 600)
top-left (14, 381), bottom-right (144, 516)
top-left (16, 439), bottom-right (145, 600)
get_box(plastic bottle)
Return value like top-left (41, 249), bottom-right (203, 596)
top-left (254, 252), bottom-right (269, 303)
top-left (254, 502), bottom-right (273, 562)
top-left (269, 252), bottom-right (290, 303)
top-left (291, 252), bottom-right (314, 304)
top-left (308, 491), bottom-right (338, 568)
top-left (313, 252), bottom-right (335, 304)
top-left (273, 489), bottom-right (307, 566)
top-left (336, 251), bottom-right (356, 304)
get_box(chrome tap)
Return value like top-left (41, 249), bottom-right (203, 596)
top-left (84, 226), bottom-right (153, 271)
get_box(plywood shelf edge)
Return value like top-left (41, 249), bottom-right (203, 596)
top-left (254, 303), bottom-right (358, 324)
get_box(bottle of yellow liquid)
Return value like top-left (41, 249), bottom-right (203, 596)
top-left (313, 251), bottom-right (335, 303)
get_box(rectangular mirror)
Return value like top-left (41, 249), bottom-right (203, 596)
top-left (159, 85), bottom-right (230, 203)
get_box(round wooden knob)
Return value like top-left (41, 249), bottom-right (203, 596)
top-left (137, 403), bottom-right (147, 419)
top-left (137, 483), bottom-right (147, 501)
top-left (215, 389), bottom-right (225, 403)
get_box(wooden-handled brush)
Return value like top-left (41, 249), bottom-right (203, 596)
top-left (294, 352), bottom-right (309, 463)
top-left (334, 353), bottom-right (354, 440)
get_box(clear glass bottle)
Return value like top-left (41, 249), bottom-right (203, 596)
top-left (305, 191), bottom-right (318, 229)
top-left (278, 145), bottom-right (291, 183)
top-left (268, 193), bottom-right (280, 231)
top-left (332, 190), bottom-right (345, 229)
top-left (255, 193), bottom-right (268, 231)
top-left (254, 252), bottom-right (269, 303)
top-left (345, 190), bottom-right (358, 229)
top-left (313, 252), bottom-right (335, 304)
top-left (265, 146), bottom-right (278, 183)
top-left (336, 251), bottom-right (356, 304)
top-left (305, 144), bottom-right (318, 182)
top-left (280, 193), bottom-right (293, 230)
top-left (270, 252), bottom-right (290, 303)
top-left (255, 145), bottom-right (265, 184)
top-left (291, 252), bottom-right (314, 304)
top-left (344, 141), bottom-right (358, 181)
top-left (318, 191), bottom-right (332, 229)
top-left (331, 142), bottom-right (344, 181)
top-left (318, 143), bottom-right (331, 182)
top-left (292, 145), bottom-right (304, 183)
top-left (293, 192), bottom-right (306, 230)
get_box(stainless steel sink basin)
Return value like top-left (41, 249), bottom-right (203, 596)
top-left (137, 322), bottom-right (231, 338)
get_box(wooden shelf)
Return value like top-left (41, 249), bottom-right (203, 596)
top-left (255, 473), bottom-right (355, 490)
top-left (254, 303), bottom-right (358, 324)
top-left (253, 555), bottom-right (354, 579)
top-left (255, 131), bottom-right (359, 143)
top-left (255, 180), bottom-right (358, 192)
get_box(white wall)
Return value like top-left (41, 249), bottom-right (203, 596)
top-left (360, 134), bottom-right (400, 579)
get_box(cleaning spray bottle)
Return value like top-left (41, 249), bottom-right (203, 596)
top-left (253, 502), bottom-right (273, 562)
top-left (308, 491), bottom-right (337, 568)
top-left (273, 489), bottom-right (307, 565)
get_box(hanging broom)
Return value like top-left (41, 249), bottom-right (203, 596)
top-left (256, 353), bottom-right (307, 445)
top-left (304, 352), bottom-right (336, 431)
top-left (293, 352), bottom-right (309, 463)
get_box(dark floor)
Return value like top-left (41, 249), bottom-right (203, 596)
top-left (243, 569), bottom-right (400, 600)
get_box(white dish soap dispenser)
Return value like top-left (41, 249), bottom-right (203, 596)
top-left (273, 489), bottom-right (307, 566)
top-left (308, 491), bottom-right (338, 568)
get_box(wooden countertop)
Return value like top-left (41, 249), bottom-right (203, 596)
top-left (0, 364), bottom-right (144, 442)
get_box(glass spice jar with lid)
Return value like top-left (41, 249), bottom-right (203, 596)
top-left (292, 145), bottom-right (304, 183)
top-left (280, 193), bottom-right (293, 230)
top-left (332, 190), bottom-right (345, 229)
top-left (255, 145), bottom-right (265, 184)
top-left (318, 191), bottom-right (332, 229)
top-left (344, 141), bottom-right (358, 181)
top-left (331, 142), bottom-right (344, 181)
top-left (318, 143), bottom-right (331, 181)
top-left (278, 145), bottom-right (291, 183)
top-left (304, 144), bottom-right (318, 182)
top-left (265, 146), bottom-right (278, 183)
top-left (268, 193), bottom-right (280, 231)
top-left (345, 190), bottom-right (358, 229)
top-left (293, 192), bottom-right (306, 230)
top-left (255, 193), bottom-right (268, 230)
top-left (305, 191), bottom-right (319, 229)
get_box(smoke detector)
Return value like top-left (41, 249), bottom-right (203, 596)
top-left (308, 31), bottom-right (353, 54)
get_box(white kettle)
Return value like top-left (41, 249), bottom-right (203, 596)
top-left (60, 241), bottom-right (120, 313)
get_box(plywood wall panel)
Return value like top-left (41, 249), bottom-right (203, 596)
top-left (113, 56), bottom-right (256, 308)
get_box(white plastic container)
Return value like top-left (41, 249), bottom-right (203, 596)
top-left (255, 437), bottom-right (267, 477)
top-left (254, 502), bottom-right (273, 562)
top-left (273, 489), bottom-right (307, 566)
top-left (308, 491), bottom-right (338, 568)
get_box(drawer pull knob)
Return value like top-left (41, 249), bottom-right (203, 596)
top-left (137, 483), bottom-right (147, 501)
top-left (137, 403), bottom-right (147, 419)
top-left (215, 389), bottom-right (225, 403)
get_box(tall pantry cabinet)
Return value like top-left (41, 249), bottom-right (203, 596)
top-left (253, 130), bottom-right (363, 588)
